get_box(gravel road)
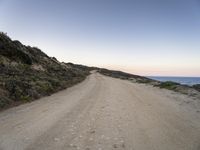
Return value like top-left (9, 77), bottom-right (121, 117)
top-left (0, 73), bottom-right (200, 150)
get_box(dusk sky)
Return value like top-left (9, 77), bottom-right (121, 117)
top-left (0, 0), bottom-right (200, 76)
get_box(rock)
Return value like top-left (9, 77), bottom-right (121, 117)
top-left (90, 130), bottom-right (95, 134)
top-left (54, 138), bottom-right (60, 141)
top-left (113, 144), bottom-right (118, 148)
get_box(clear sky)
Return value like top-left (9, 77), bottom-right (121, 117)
top-left (0, 0), bottom-right (200, 77)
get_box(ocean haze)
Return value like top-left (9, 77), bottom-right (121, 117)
top-left (0, 0), bottom-right (200, 76)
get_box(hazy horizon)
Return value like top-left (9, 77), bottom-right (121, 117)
top-left (1, 0), bottom-right (200, 77)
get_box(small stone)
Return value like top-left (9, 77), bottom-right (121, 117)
top-left (121, 143), bottom-right (125, 148)
top-left (70, 144), bottom-right (77, 147)
top-left (54, 138), bottom-right (60, 141)
top-left (25, 137), bottom-right (30, 140)
top-left (113, 144), bottom-right (118, 148)
top-left (120, 140), bottom-right (124, 143)
top-left (90, 130), bottom-right (95, 134)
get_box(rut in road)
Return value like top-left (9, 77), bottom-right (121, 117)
top-left (0, 73), bottom-right (200, 150)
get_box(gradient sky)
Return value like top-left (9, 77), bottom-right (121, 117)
top-left (0, 0), bottom-right (200, 76)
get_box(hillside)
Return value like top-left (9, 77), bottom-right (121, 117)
top-left (0, 32), bottom-right (153, 110)
top-left (99, 68), bottom-right (200, 99)
top-left (0, 32), bottom-right (199, 110)
top-left (0, 32), bottom-right (91, 109)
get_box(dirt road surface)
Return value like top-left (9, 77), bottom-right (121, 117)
top-left (0, 73), bottom-right (200, 150)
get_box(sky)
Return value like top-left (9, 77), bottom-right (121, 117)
top-left (0, 0), bottom-right (200, 77)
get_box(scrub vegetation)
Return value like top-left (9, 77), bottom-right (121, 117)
top-left (0, 32), bottom-right (92, 109)
top-left (98, 68), bottom-right (200, 99)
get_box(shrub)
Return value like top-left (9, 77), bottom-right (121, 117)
top-left (192, 84), bottom-right (200, 92)
top-left (155, 81), bottom-right (180, 90)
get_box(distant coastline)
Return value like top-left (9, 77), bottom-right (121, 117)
top-left (148, 76), bottom-right (200, 86)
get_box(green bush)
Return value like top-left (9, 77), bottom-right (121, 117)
top-left (156, 81), bottom-right (180, 90)
top-left (36, 81), bottom-right (53, 95)
top-left (20, 95), bottom-right (30, 102)
top-left (0, 97), bottom-right (12, 108)
top-left (136, 79), bottom-right (152, 84)
top-left (192, 84), bottom-right (200, 92)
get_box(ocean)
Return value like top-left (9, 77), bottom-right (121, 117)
top-left (148, 76), bottom-right (200, 86)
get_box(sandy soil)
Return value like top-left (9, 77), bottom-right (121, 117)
top-left (0, 72), bottom-right (200, 150)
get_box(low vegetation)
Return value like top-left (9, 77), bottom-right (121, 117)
top-left (0, 32), bottom-right (91, 109)
top-left (98, 68), bottom-right (200, 98)
top-left (98, 68), bottom-right (157, 84)
top-left (193, 84), bottom-right (200, 92)
top-left (154, 81), bottom-right (180, 90)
